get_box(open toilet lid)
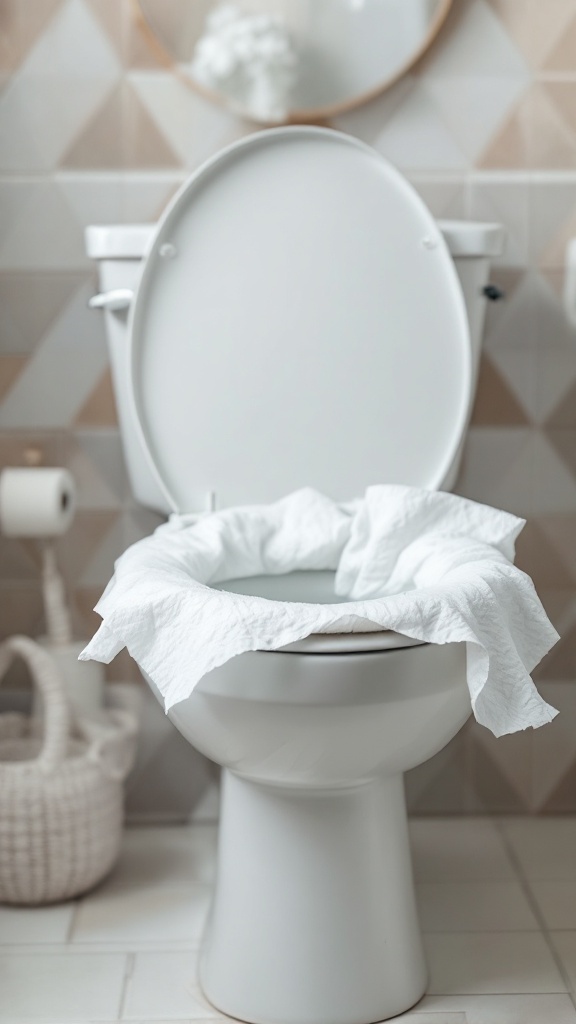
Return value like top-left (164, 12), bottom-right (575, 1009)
top-left (129, 127), bottom-right (471, 514)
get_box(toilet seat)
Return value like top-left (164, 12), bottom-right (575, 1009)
top-left (213, 570), bottom-right (425, 654)
top-left (273, 631), bottom-right (426, 654)
top-left (127, 126), bottom-right (472, 515)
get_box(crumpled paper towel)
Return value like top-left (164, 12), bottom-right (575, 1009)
top-left (80, 486), bottom-right (560, 737)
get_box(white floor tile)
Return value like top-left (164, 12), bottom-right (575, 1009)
top-left (72, 885), bottom-right (212, 946)
top-left (122, 950), bottom-right (220, 1020)
top-left (409, 819), bottom-right (515, 881)
top-left (549, 931), bottom-right (576, 994)
top-left (0, 951), bottom-right (127, 1020)
top-left (500, 818), bottom-right (576, 879)
top-left (0, 901), bottom-right (75, 944)
top-left (424, 932), bottom-right (567, 994)
top-left (106, 826), bottom-right (218, 891)
top-left (414, 993), bottom-right (576, 1023)
top-left (529, 880), bottom-right (576, 929)
top-left (416, 881), bottom-right (539, 932)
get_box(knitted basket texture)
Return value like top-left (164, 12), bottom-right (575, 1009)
top-left (0, 635), bottom-right (137, 905)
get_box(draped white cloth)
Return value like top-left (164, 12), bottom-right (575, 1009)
top-left (80, 486), bottom-right (559, 736)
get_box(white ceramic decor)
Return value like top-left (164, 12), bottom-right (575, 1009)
top-left (86, 127), bottom-right (505, 1023)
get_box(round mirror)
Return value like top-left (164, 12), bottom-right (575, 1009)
top-left (134, 0), bottom-right (452, 124)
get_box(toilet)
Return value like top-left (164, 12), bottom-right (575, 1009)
top-left (86, 127), bottom-right (505, 1024)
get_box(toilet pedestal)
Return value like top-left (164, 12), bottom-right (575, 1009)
top-left (199, 770), bottom-right (427, 1024)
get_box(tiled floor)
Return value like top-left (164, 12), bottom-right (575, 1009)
top-left (2, 818), bottom-right (576, 1023)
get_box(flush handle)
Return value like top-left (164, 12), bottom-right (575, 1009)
top-left (88, 289), bottom-right (134, 312)
top-left (483, 284), bottom-right (505, 301)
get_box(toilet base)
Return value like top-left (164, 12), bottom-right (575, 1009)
top-left (199, 769), bottom-right (427, 1024)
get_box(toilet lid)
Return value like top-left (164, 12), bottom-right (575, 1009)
top-left (129, 127), bottom-right (471, 514)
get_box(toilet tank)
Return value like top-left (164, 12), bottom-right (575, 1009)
top-left (85, 219), bottom-right (505, 513)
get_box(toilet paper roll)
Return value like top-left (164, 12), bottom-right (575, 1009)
top-left (0, 467), bottom-right (76, 537)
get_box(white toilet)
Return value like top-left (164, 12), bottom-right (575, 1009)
top-left (86, 127), bottom-right (504, 1024)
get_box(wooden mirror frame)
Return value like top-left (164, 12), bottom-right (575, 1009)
top-left (131, 0), bottom-right (453, 124)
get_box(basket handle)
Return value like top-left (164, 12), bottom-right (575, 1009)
top-left (0, 635), bottom-right (70, 774)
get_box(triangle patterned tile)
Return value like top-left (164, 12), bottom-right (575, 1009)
top-left (0, 0), bottom-right (65, 75)
top-left (56, 173), bottom-right (183, 234)
top-left (405, 177), bottom-right (467, 220)
top-left (482, 269), bottom-right (525, 331)
top-left (122, 507), bottom-right (165, 549)
top-left (73, 585), bottom-right (104, 639)
top-left (536, 588), bottom-right (576, 636)
top-left (0, 280), bottom-right (108, 428)
top-left (542, 81), bottom-right (576, 141)
top-left (0, 536), bottom-right (41, 583)
top-left (374, 81), bottom-right (468, 171)
top-left (0, 68), bottom-right (120, 173)
top-left (478, 85), bottom-right (576, 169)
top-left (468, 181), bottom-right (529, 268)
top-left (417, 0), bottom-right (529, 79)
top-left (456, 426), bottom-right (534, 514)
top-left (423, 73), bottom-right (529, 165)
top-left (461, 428), bottom-right (576, 516)
top-left (72, 430), bottom-right (128, 503)
top-left (534, 619), bottom-right (576, 681)
top-left (125, 727), bottom-right (212, 821)
top-left (471, 724), bottom-right (534, 800)
top-left (0, 180), bottom-right (87, 270)
top-left (488, 0), bottom-right (575, 69)
top-left (0, 586), bottom-right (44, 642)
top-left (0, 181), bottom-right (39, 249)
top-left (130, 0), bottom-right (202, 65)
top-left (78, 516), bottom-right (126, 587)
top-left (103, 646), bottom-right (142, 683)
top-left (85, 0), bottom-right (169, 71)
top-left (63, 437), bottom-right (124, 511)
top-left (126, 683), bottom-right (178, 780)
top-left (0, 430), bottom-right (67, 471)
top-left (468, 733), bottom-right (531, 813)
top-left (74, 368), bottom-right (118, 427)
top-left (333, 77), bottom-right (415, 147)
top-left (529, 431), bottom-right (576, 515)
top-left (128, 71), bottom-right (250, 170)
top-left (526, 349), bottom-right (576, 426)
top-left (475, 95), bottom-right (531, 168)
top-left (61, 79), bottom-right (182, 170)
top-left (532, 682), bottom-right (576, 810)
top-left (55, 509), bottom-right (119, 587)
top-left (480, 349), bottom-right (536, 424)
top-left (470, 353), bottom-right (531, 426)
top-left (515, 519), bottom-right (576, 590)
top-left (528, 183), bottom-right (576, 268)
top-left (546, 381), bottom-right (576, 427)
top-left (20, 0), bottom-right (121, 80)
top-left (542, 13), bottom-right (576, 72)
top-left (485, 271), bottom-right (568, 353)
top-left (538, 760), bottom-right (576, 813)
top-left (0, 271), bottom-right (89, 355)
top-left (545, 428), bottom-right (576, 480)
top-left (528, 85), bottom-right (576, 169)
top-left (0, 356), bottom-right (27, 401)
top-left (405, 727), bottom-right (472, 815)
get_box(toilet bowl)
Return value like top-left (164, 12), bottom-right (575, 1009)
top-left (86, 127), bottom-right (505, 1023)
top-left (146, 581), bottom-right (470, 1024)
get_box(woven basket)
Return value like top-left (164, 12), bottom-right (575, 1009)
top-left (0, 635), bottom-right (135, 905)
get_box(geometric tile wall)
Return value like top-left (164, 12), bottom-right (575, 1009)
top-left (2, 0), bottom-right (576, 815)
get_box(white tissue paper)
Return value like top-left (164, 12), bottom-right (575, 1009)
top-left (80, 486), bottom-right (560, 737)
